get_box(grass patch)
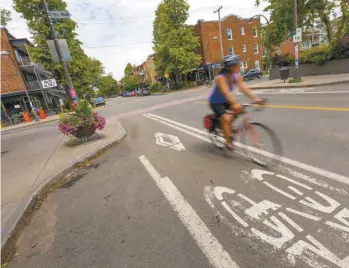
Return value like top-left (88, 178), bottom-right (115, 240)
top-left (288, 77), bottom-right (303, 83)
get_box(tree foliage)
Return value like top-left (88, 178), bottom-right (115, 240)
top-left (257, 0), bottom-right (349, 45)
top-left (122, 75), bottom-right (141, 91)
top-left (12, 0), bottom-right (107, 99)
top-left (96, 73), bottom-right (119, 97)
top-left (153, 0), bottom-right (201, 81)
top-left (1, 8), bottom-right (12, 26)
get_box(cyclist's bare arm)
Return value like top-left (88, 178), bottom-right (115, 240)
top-left (216, 76), bottom-right (239, 108)
top-left (236, 75), bottom-right (258, 102)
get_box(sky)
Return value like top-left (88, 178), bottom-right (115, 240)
top-left (2, 0), bottom-right (268, 80)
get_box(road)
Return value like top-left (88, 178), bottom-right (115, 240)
top-left (5, 83), bottom-right (349, 268)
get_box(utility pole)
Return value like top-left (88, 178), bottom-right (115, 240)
top-left (293, 0), bottom-right (299, 77)
top-left (214, 6), bottom-right (224, 59)
top-left (41, 0), bottom-right (77, 105)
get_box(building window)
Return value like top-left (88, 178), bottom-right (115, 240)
top-left (240, 27), bottom-right (245, 35)
top-left (255, 60), bottom-right (260, 69)
top-left (239, 62), bottom-right (244, 73)
top-left (229, 46), bottom-right (234, 55)
top-left (243, 61), bottom-right (248, 69)
top-left (227, 29), bottom-right (232, 40)
top-left (253, 27), bottom-right (258, 37)
top-left (242, 45), bottom-right (247, 52)
top-left (254, 44), bottom-right (259, 54)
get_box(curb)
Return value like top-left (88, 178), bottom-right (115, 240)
top-left (250, 79), bottom-right (349, 90)
top-left (1, 120), bottom-right (127, 264)
top-left (1, 118), bottom-right (59, 134)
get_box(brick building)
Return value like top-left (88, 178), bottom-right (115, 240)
top-left (1, 27), bottom-right (65, 124)
top-left (194, 14), bottom-right (263, 76)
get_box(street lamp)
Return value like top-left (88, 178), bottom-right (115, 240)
top-left (205, 36), bottom-right (218, 86)
top-left (1, 51), bottom-right (40, 122)
top-left (248, 15), bottom-right (272, 72)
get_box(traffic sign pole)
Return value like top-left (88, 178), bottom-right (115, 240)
top-left (41, 0), bottom-right (77, 107)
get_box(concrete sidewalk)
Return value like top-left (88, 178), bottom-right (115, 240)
top-left (1, 119), bottom-right (126, 261)
top-left (1, 115), bottom-right (60, 133)
top-left (249, 73), bottom-right (349, 89)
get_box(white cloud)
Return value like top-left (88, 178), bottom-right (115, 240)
top-left (2, 0), bottom-right (267, 80)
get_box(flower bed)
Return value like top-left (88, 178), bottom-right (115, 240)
top-left (58, 100), bottom-right (106, 137)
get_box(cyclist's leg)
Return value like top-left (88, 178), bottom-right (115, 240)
top-left (210, 102), bottom-right (233, 145)
top-left (220, 113), bottom-right (233, 145)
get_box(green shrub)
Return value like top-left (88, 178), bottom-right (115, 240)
top-left (331, 37), bottom-right (349, 60)
top-left (271, 53), bottom-right (294, 67)
top-left (288, 77), bottom-right (303, 83)
top-left (300, 44), bottom-right (331, 65)
top-left (150, 82), bottom-right (162, 92)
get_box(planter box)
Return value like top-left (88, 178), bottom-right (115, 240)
top-left (269, 58), bottom-right (349, 80)
top-left (73, 125), bottom-right (96, 139)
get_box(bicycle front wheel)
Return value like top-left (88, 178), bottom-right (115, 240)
top-left (238, 122), bottom-right (282, 167)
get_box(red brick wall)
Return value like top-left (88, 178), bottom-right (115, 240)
top-left (1, 28), bottom-right (26, 94)
top-left (194, 15), bottom-right (263, 71)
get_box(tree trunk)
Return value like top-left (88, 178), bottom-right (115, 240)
top-left (319, 13), bottom-right (333, 43)
top-left (337, 0), bottom-right (349, 40)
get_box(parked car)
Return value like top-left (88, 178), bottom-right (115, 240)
top-left (122, 91), bottom-right (131, 97)
top-left (142, 88), bottom-right (151, 96)
top-left (243, 69), bottom-right (262, 80)
top-left (95, 96), bottom-right (105, 106)
top-left (130, 91), bottom-right (136, 97)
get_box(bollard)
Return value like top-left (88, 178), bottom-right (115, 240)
top-left (39, 109), bottom-right (46, 119)
top-left (23, 112), bottom-right (31, 123)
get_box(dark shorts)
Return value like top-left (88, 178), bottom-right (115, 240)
top-left (210, 102), bottom-right (230, 118)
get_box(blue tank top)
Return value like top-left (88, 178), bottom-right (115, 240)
top-left (209, 73), bottom-right (238, 103)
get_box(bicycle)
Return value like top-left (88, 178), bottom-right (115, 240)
top-left (203, 98), bottom-right (282, 166)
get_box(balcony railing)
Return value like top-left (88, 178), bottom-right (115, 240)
top-left (17, 56), bottom-right (34, 67)
top-left (25, 80), bottom-right (41, 90)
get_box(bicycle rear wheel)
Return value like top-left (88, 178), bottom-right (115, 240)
top-left (238, 122), bottom-right (282, 167)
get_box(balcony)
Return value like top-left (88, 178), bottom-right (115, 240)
top-left (25, 80), bottom-right (41, 91)
top-left (17, 56), bottom-right (34, 67)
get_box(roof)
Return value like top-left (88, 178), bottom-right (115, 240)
top-left (196, 14), bottom-right (258, 25)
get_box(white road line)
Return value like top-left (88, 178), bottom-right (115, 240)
top-left (286, 208), bottom-right (321, 221)
top-left (288, 186), bottom-right (304, 196)
top-left (263, 181), bottom-right (296, 200)
top-left (278, 212), bottom-right (304, 232)
top-left (139, 155), bottom-right (239, 268)
top-left (145, 113), bottom-right (349, 186)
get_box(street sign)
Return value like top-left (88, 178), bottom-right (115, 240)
top-left (14, 104), bottom-right (20, 109)
top-left (41, 79), bottom-right (57, 88)
top-left (155, 132), bottom-right (185, 151)
top-left (164, 72), bottom-right (169, 79)
top-left (48, 11), bottom-right (71, 19)
top-left (47, 39), bottom-right (72, 62)
top-left (293, 28), bottom-right (302, 43)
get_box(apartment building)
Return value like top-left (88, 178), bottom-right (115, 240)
top-left (1, 27), bottom-right (65, 123)
top-left (194, 14), bottom-right (263, 74)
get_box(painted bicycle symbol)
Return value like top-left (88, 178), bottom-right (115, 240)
top-left (204, 169), bottom-right (349, 268)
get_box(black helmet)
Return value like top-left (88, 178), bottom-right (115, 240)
top-left (223, 55), bottom-right (240, 67)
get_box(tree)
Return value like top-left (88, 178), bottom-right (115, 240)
top-left (13, 0), bottom-right (105, 98)
top-left (153, 0), bottom-right (201, 84)
top-left (96, 73), bottom-right (119, 97)
top-left (124, 63), bottom-right (135, 76)
top-left (256, 0), bottom-right (349, 45)
top-left (1, 8), bottom-right (11, 26)
top-left (122, 74), bottom-right (140, 91)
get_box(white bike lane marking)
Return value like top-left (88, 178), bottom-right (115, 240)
top-left (139, 155), bottom-right (239, 268)
top-left (144, 113), bottom-right (349, 191)
top-left (204, 169), bottom-right (349, 268)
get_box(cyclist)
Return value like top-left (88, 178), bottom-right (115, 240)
top-left (209, 55), bottom-right (263, 151)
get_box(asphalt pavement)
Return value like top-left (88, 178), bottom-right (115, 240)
top-left (4, 83), bottom-right (349, 268)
